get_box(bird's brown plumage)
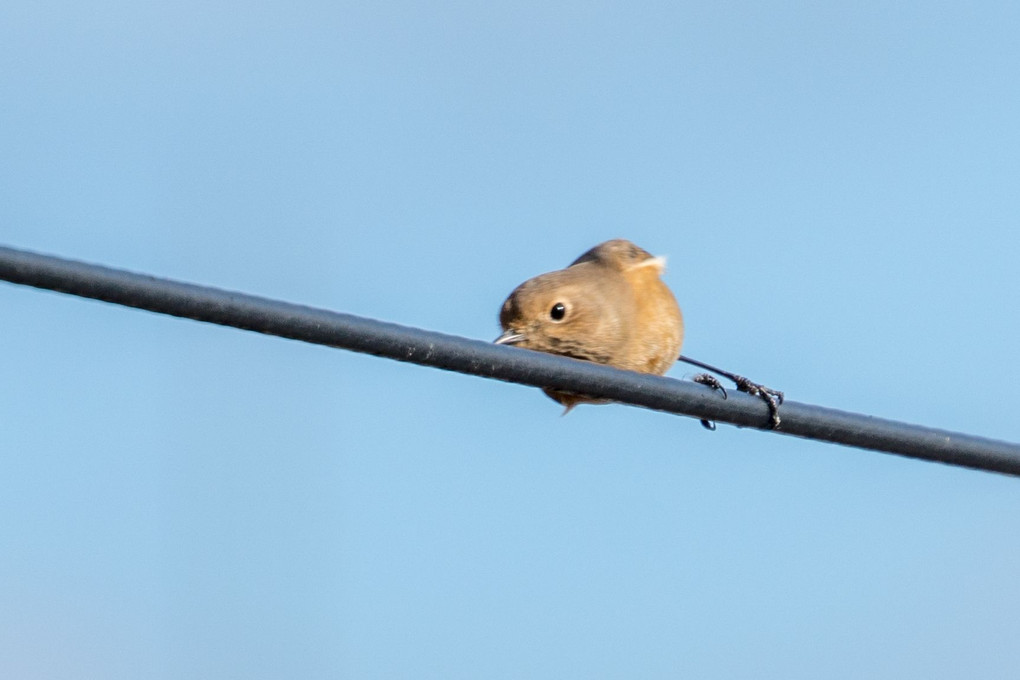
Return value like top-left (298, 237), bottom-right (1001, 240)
top-left (496, 239), bottom-right (684, 411)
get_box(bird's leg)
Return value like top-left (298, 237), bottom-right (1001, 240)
top-left (681, 355), bottom-right (784, 430)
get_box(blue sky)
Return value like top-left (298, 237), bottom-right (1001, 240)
top-left (3, 1), bottom-right (1020, 677)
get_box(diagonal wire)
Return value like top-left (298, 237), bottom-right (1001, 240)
top-left (1, 244), bottom-right (1019, 477)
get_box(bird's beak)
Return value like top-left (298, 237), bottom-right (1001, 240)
top-left (494, 329), bottom-right (525, 345)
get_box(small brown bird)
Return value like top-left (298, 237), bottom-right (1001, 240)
top-left (495, 238), bottom-right (784, 425)
top-left (495, 239), bottom-right (684, 412)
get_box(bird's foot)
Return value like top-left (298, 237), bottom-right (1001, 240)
top-left (692, 372), bottom-right (783, 430)
top-left (733, 376), bottom-right (784, 430)
top-left (692, 373), bottom-right (727, 430)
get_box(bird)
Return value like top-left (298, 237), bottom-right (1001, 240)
top-left (494, 238), bottom-right (784, 426)
top-left (494, 239), bottom-right (684, 412)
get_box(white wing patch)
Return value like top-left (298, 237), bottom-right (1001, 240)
top-left (627, 255), bottom-right (667, 273)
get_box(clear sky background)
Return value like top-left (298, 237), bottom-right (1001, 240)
top-left (3, 2), bottom-right (1020, 678)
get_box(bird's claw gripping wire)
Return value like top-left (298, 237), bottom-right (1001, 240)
top-left (683, 355), bottom-right (784, 431)
top-left (733, 375), bottom-right (784, 430)
top-left (692, 373), bottom-right (726, 430)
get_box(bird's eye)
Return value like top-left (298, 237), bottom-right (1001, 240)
top-left (550, 303), bottom-right (566, 321)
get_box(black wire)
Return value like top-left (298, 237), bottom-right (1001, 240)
top-left (2, 244), bottom-right (1019, 477)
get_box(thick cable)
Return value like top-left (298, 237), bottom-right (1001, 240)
top-left (2, 244), bottom-right (1018, 477)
